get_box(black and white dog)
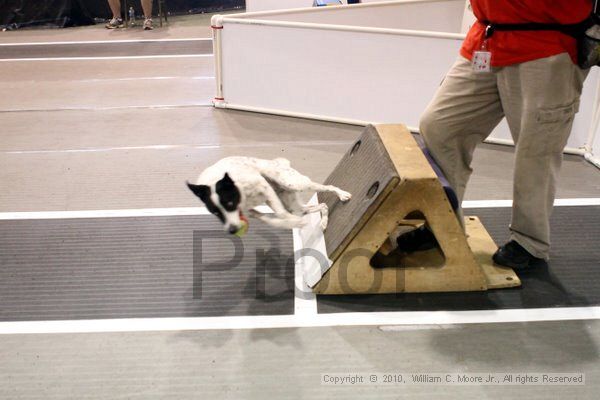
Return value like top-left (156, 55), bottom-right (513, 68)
top-left (187, 157), bottom-right (351, 234)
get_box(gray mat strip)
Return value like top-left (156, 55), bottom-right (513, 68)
top-left (318, 206), bottom-right (600, 313)
top-left (0, 40), bottom-right (212, 59)
top-left (0, 215), bottom-right (294, 321)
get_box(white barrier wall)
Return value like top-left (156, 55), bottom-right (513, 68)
top-left (214, 0), bottom-right (600, 161)
top-left (460, 0), bottom-right (475, 33)
top-left (243, 1), bottom-right (464, 33)
top-left (246, 0), bottom-right (382, 13)
top-left (216, 22), bottom-right (462, 127)
top-left (247, 0), bottom-right (336, 12)
top-left (592, 128), bottom-right (600, 167)
top-left (589, 89), bottom-right (600, 168)
top-left (214, 0), bottom-right (464, 127)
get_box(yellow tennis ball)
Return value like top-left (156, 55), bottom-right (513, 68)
top-left (235, 218), bottom-right (249, 237)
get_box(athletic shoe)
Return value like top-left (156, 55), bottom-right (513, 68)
top-left (371, 225), bottom-right (438, 269)
top-left (492, 240), bottom-right (545, 269)
top-left (105, 18), bottom-right (124, 29)
top-left (143, 18), bottom-right (153, 30)
top-left (396, 225), bottom-right (439, 253)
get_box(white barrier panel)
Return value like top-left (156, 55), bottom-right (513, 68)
top-left (246, 0), bottom-right (387, 13)
top-left (214, 0), bottom-right (464, 128)
top-left (242, 1), bottom-right (464, 33)
top-left (214, 0), bottom-right (599, 158)
top-left (217, 22), bottom-right (462, 127)
top-left (460, 0), bottom-right (475, 33)
top-left (592, 129), bottom-right (600, 167)
top-left (247, 0), bottom-right (336, 12)
top-left (589, 83), bottom-right (600, 168)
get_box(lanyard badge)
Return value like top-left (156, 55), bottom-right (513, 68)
top-left (472, 24), bottom-right (493, 73)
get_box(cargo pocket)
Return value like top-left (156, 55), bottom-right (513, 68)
top-left (536, 100), bottom-right (579, 124)
top-left (533, 100), bottom-right (579, 155)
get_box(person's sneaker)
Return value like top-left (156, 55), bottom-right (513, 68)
top-left (143, 18), bottom-right (153, 30)
top-left (105, 17), bottom-right (124, 29)
top-left (396, 225), bottom-right (439, 253)
top-left (492, 240), bottom-right (545, 269)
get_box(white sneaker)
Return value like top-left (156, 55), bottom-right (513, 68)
top-left (105, 18), bottom-right (124, 29)
top-left (143, 18), bottom-right (153, 30)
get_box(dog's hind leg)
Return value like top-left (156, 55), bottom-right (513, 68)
top-left (278, 191), bottom-right (304, 216)
top-left (278, 189), bottom-right (330, 229)
top-left (262, 185), bottom-right (306, 228)
top-left (302, 202), bottom-right (329, 230)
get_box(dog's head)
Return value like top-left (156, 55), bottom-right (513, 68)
top-left (187, 173), bottom-right (243, 234)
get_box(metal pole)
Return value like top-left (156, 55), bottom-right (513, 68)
top-left (159, 0), bottom-right (163, 28)
top-left (123, 0), bottom-right (128, 27)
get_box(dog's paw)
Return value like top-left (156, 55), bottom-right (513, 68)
top-left (337, 190), bottom-right (352, 202)
top-left (320, 216), bottom-right (329, 231)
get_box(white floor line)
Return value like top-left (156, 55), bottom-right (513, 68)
top-left (1, 140), bottom-right (354, 155)
top-left (293, 228), bottom-right (318, 318)
top-left (90, 76), bottom-right (213, 82)
top-left (292, 196), bottom-right (320, 318)
top-left (1, 307), bottom-right (599, 335)
top-left (0, 199), bottom-right (596, 220)
top-left (9, 76), bottom-right (215, 84)
top-left (0, 54), bottom-right (213, 62)
top-left (0, 207), bottom-right (207, 220)
top-left (462, 198), bottom-right (600, 208)
top-left (0, 103), bottom-right (212, 114)
top-left (3, 144), bottom-right (219, 155)
top-left (0, 206), bottom-right (274, 220)
top-left (0, 38), bottom-right (212, 46)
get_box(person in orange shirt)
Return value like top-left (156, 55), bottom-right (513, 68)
top-left (400, 0), bottom-right (593, 269)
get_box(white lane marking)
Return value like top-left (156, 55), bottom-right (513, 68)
top-left (0, 38), bottom-right (212, 46)
top-left (1, 140), bottom-right (354, 155)
top-left (0, 199), bottom-right (596, 220)
top-left (0, 54), bottom-right (213, 62)
top-left (1, 307), bottom-right (599, 335)
top-left (378, 325), bottom-right (454, 332)
top-left (0, 206), bottom-right (274, 220)
top-left (3, 144), bottom-right (219, 154)
top-left (84, 76), bottom-right (213, 82)
top-left (7, 76), bottom-right (215, 84)
top-left (462, 200), bottom-right (513, 208)
top-left (292, 195), bottom-right (319, 317)
top-left (462, 198), bottom-right (600, 208)
top-left (0, 103), bottom-right (211, 114)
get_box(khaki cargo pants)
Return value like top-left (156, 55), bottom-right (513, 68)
top-left (420, 53), bottom-right (586, 260)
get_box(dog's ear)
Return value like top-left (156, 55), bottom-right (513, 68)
top-left (221, 173), bottom-right (235, 186)
top-left (186, 181), bottom-right (210, 200)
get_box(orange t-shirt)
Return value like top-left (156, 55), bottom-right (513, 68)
top-left (460, 0), bottom-right (592, 66)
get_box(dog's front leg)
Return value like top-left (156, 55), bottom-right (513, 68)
top-left (247, 209), bottom-right (305, 229)
top-left (306, 183), bottom-right (352, 202)
top-left (281, 180), bottom-right (352, 202)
